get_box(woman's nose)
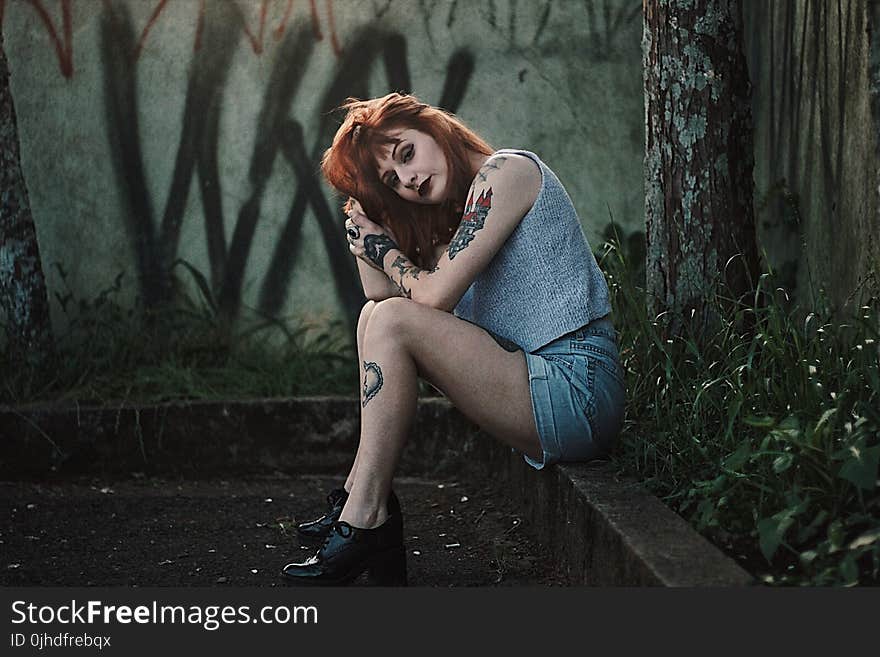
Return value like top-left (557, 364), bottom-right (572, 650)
top-left (399, 168), bottom-right (417, 189)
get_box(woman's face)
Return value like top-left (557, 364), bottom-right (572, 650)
top-left (374, 128), bottom-right (448, 205)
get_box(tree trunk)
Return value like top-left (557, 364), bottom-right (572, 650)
top-left (0, 33), bottom-right (54, 364)
top-left (643, 0), bottom-right (760, 337)
top-left (869, 0), bottom-right (880, 361)
top-left (869, 0), bottom-right (880, 301)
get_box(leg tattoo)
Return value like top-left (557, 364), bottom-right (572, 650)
top-left (362, 361), bottom-right (384, 407)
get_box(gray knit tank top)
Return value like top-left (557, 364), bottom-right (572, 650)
top-left (453, 149), bottom-right (612, 353)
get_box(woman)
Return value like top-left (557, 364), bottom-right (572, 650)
top-left (281, 92), bottom-right (625, 586)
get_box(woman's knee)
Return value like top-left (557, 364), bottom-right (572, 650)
top-left (364, 297), bottom-right (417, 344)
top-left (357, 300), bottom-right (378, 340)
top-left (358, 299), bottom-right (378, 326)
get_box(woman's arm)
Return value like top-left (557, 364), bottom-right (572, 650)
top-left (347, 199), bottom-right (404, 301)
top-left (357, 154), bottom-right (541, 311)
top-left (356, 257), bottom-right (403, 301)
top-left (357, 241), bottom-right (446, 301)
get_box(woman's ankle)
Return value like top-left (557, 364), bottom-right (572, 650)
top-left (339, 504), bottom-right (388, 530)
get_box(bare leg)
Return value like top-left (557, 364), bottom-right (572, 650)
top-left (342, 300), bottom-right (378, 493)
top-left (339, 298), bottom-right (541, 529)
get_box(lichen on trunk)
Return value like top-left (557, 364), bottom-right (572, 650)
top-left (643, 0), bottom-right (760, 337)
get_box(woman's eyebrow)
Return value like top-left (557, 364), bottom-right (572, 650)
top-left (379, 141), bottom-right (402, 184)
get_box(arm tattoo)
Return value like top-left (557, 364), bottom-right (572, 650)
top-left (390, 255), bottom-right (409, 279)
top-left (390, 254), bottom-right (438, 299)
top-left (362, 361), bottom-right (384, 407)
top-left (476, 156), bottom-right (507, 182)
top-left (363, 234), bottom-right (398, 269)
top-left (392, 276), bottom-right (412, 299)
top-left (448, 187), bottom-right (492, 260)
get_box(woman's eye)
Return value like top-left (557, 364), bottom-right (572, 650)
top-left (403, 145), bottom-right (413, 162)
top-left (388, 173), bottom-right (399, 187)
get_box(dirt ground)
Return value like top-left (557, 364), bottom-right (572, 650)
top-left (0, 472), bottom-right (570, 587)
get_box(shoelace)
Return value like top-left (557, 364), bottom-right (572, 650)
top-left (321, 520), bottom-right (354, 549)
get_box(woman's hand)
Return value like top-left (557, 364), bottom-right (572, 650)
top-left (345, 200), bottom-right (398, 270)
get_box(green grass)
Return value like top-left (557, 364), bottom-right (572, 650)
top-left (598, 230), bottom-right (880, 586)
top-left (1, 266), bottom-right (358, 405)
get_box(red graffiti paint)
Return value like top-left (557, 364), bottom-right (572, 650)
top-left (186, 0), bottom-right (342, 57)
top-left (133, 0), bottom-right (169, 60)
top-left (303, 0), bottom-right (341, 57)
top-left (25, 0), bottom-right (75, 78)
top-left (241, 0), bottom-right (269, 54)
top-left (275, 0), bottom-right (294, 41)
top-left (324, 0), bottom-right (340, 56)
top-left (7, 0), bottom-right (343, 78)
top-left (241, 0), bottom-right (342, 56)
top-left (194, 0), bottom-right (205, 51)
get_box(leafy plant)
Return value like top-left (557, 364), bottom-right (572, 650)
top-left (599, 222), bottom-right (879, 586)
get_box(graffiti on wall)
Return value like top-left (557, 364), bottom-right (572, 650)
top-left (2, 0), bottom-right (75, 77)
top-left (97, 0), bottom-right (474, 328)
top-left (0, 0), bottom-right (341, 78)
top-left (131, 0), bottom-right (340, 59)
top-left (4, 0), bottom-right (642, 328)
top-left (3, 0), bottom-right (642, 79)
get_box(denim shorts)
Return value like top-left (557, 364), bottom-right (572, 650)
top-left (522, 316), bottom-right (626, 470)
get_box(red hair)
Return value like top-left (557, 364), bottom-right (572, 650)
top-left (321, 93), bottom-right (493, 268)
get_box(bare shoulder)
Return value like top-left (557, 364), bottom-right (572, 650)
top-left (471, 152), bottom-right (541, 215)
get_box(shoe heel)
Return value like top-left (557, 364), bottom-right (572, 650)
top-left (367, 547), bottom-right (408, 586)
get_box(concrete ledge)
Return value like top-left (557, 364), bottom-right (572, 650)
top-left (0, 397), bottom-right (479, 477)
top-left (0, 397), bottom-right (755, 586)
top-left (497, 455), bottom-right (755, 586)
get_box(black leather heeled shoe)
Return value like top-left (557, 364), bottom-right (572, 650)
top-left (281, 512), bottom-right (407, 586)
top-left (295, 487), bottom-right (349, 540)
top-left (296, 489), bottom-right (401, 541)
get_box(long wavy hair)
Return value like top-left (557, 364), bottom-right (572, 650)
top-left (321, 93), bottom-right (493, 268)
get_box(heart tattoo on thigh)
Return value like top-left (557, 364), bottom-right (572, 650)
top-left (362, 361), bottom-right (384, 407)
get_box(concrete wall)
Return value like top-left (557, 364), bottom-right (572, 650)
top-left (2, 0), bottom-right (645, 331)
top-left (745, 0), bottom-right (880, 309)
top-left (4, 0), bottom-right (877, 337)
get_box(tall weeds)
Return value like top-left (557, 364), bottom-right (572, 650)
top-left (599, 230), bottom-right (880, 586)
top-left (0, 263), bottom-right (357, 405)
